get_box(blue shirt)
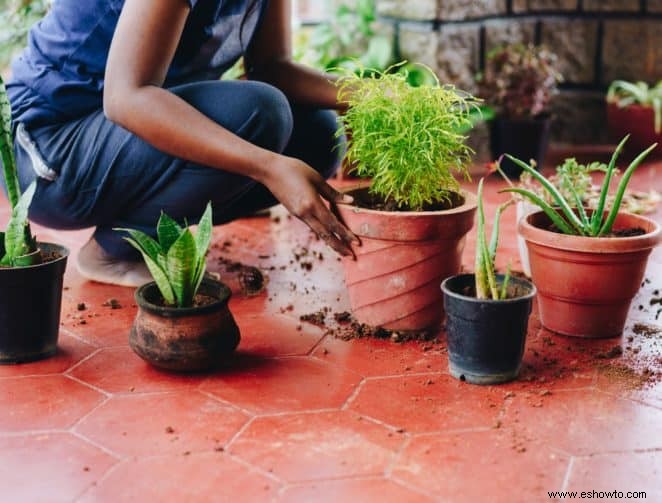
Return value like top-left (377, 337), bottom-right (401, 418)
top-left (8, 0), bottom-right (266, 128)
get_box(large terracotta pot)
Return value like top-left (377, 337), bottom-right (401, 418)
top-left (519, 210), bottom-right (660, 338)
top-left (607, 101), bottom-right (662, 159)
top-left (336, 188), bottom-right (477, 331)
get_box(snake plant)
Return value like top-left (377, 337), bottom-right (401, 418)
top-left (607, 80), bottom-right (662, 134)
top-left (0, 75), bottom-right (40, 267)
top-left (117, 203), bottom-right (213, 308)
top-left (500, 136), bottom-right (658, 237)
top-left (475, 178), bottom-right (512, 300)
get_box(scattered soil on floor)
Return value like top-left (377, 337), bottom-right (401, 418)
top-left (595, 345), bottom-right (623, 359)
top-left (595, 363), bottom-right (652, 390)
top-left (632, 323), bottom-right (661, 339)
top-left (217, 258), bottom-right (266, 296)
top-left (102, 298), bottom-right (122, 309)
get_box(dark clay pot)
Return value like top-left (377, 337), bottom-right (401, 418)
top-left (490, 116), bottom-right (552, 178)
top-left (0, 243), bottom-right (69, 364)
top-left (130, 279), bottom-right (240, 372)
top-left (441, 274), bottom-right (536, 385)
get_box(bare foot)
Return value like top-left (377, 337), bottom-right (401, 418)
top-left (76, 238), bottom-right (152, 287)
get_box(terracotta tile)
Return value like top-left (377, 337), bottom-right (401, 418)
top-left (0, 375), bottom-right (105, 432)
top-left (567, 451), bottom-right (662, 500)
top-left (235, 313), bottom-right (325, 357)
top-left (348, 373), bottom-right (503, 434)
top-left (68, 346), bottom-right (205, 394)
top-left (230, 410), bottom-right (403, 482)
top-left (79, 453), bottom-right (279, 502)
top-left (280, 478), bottom-right (435, 503)
top-left (392, 431), bottom-right (570, 502)
top-left (0, 432), bottom-right (117, 502)
top-left (0, 335), bottom-right (95, 377)
top-left (200, 356), bottom-right (362, 414)
top-left (501, 389), bottom-right (662, 456)
top-left (75, 391), bottom-right (248, 457)
top-left (313, 336), bottom-right (446, 377)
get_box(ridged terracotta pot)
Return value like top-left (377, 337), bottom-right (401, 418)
top-left (607, 102), bottom-right (662, 159)
top-left (519, 210), bottom-right (660, 338)
top-left (336, 188), bottom-right (477, 331)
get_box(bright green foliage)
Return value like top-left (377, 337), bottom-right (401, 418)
top-left (117, 203), bottom-right (213, 308)
top-left (0, 75), bottom-right (39, 267)
top-left (501, 136), bottom-right (658, 236)
top-left (475, 179), bottom-right (511, 300)
top-left (336, 65), bottom-right (479, 210)
top-left (607, 80), bottom-right (662, 134)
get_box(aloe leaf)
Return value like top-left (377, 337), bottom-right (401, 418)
top-left (561, 172), bottom-right (590, 230)
top-left (166, 229), bottom-right (197, 307)
top-left (4, 181), bottom-right (36, 262)
top-left (504, 155), bottom-right (585, 234)
top-left (489, 201), bottom-right (510, 262)
top-left (500, 262), bottom-right (512, 300)
top-left (590, 135), bottom-right (628, 234)
top-left (157, 212), bottom-right (183, 253)
top-left (475, 179), bottom-right (489, 299)
top-left (0, 76), bottom-right (20, 209)
top-left (599, 142), bottom-right (658, 236)
top-left (114, 227), bottom-right (162, 263)
top-left (501, 187), bottom-right (577, 235)
top-left (194, 202), bottom-right (213, 258)
top-left (123, 237), bottom-right (176, 305)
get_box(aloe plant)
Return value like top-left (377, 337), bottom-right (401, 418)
top-left (0, 75), bottom-right (40, 267)
top-left (117, 203), bottom-right (213, 308)
top-left (607, 80), bottom-right (662, 134)
top-left (475, 178), bottom-right (512, 300)
top-left (500, 136), bottom-right (658, 237)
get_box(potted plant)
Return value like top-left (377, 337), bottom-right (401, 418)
top-left (502, 136), bottom-right (660, 338)
top-left (607, 80), bottom-right (662, 159)
top-left (334, 66), bottom-right (479, 332)
top-left (0, 75), bottom-right (69, 364)
top-left (441, 179), bottom-right (536, 384)
top-left (118, 203), bottom-right (240, 371)
top-left (477, 43), bottom-right (563, 178)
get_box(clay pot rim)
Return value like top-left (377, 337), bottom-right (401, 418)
top-left (337, 186), bottom-right (477, 217)
top-left (441, 273), bottom-right (537, 305)
top-left (606, 100), bottom-right (655, 114)
top-left (135, 278), bottom-right (232, 318)
top-left (518, 210), bottom-right (661, 253)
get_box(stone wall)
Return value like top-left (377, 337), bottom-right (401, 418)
top-left (375, 0), bottom-right (662, 147)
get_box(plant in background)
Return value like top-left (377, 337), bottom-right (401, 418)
top-left (117, 203), bottom-right (213, 308)
top-left (500, 136), bottom-right (658, 236)
top-left (0, 0), bottom-right (50, 70)
top-left (336, 64), bottom-right (479, 210)
top-left (474, 178), bottom-right (512, 300)
top-left (0, 75), bottom-right (39, 266)
top-left (477, 43), bottom-right (562, 119)
top-left (607, 80), bottom-right (662, 134)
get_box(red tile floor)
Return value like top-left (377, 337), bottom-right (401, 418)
top-left (1, 157), bottom-right (661, 502)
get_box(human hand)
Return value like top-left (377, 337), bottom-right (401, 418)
top-left (262, 156), bottom-right (359, 257)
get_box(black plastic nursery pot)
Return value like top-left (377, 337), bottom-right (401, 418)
top-left (441, 274), bottom-right (536, 385)
top-left (489, 116), bottom-right (552, 178)
top-left (0, 243), bottom-right (69, 364)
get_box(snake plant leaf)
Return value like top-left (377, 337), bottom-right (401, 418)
top-left (166, 228), bottom-right (198, 307)
top-left (12, 249), bottom-right (42, 267)
top-left (194, 202), bottom-right (213, 258)
top-left (192, 253), bottom-right (207, 300)
top-left (0, 76), bottom-right (20, 209)
top-left (3, 181), bottom-right (36, 265)
top-left (157, 212), bottom-right (183, 254)
top-left (115, 228), bottom-right (162, 263)
top-left (124, 236), bottom-right (176, 305)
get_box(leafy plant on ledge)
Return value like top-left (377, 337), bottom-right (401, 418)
top-left (607, 80), bottom-right (662, 134)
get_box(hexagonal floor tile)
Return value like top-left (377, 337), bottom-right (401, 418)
top-left (200, 356), bottom-right (362, 414)
top-left (0, 432), bottom-right (117, 502)
top-left (229, 410), bottom-right (403, 482)
top-left (78, 452), bottom-right (278, 502)
top-left (75, 390), bottom-right (249, 457)
top-left (280, 478), bottom-right (435, 502)
top-left (392, 430), bottom-right (570, 502)
top-left (348, 373), bottom-right (503, 434)
top-left (235, 313), bottom-right (325, 357)
top-left (0, 375), bottom-right (105, 432)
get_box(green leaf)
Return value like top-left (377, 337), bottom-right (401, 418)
top-left (500, 187), bottom-right (577, 235)
top-left (590, 135), bottom-right (628, 235)
top-left (166, 229), bottom-right (198, 307)
top-left (475, 180), bottom-right (489, 299)
top-left (194, 202), bottom-right (213, 258)
top-left (499, 263), bottom-right (512, 300)
top-left (3, 181), bottom-right (36, 262)
top-left (157, 212), bottom-right (183, 253)
top-left (124, 237), bottom-right (176, 305)
top-left (0, 76), bottom-right (20, 209)
top-left (114, 227), bottom-right (162, 263)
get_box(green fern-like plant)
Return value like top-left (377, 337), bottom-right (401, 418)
top-left (0, 74), bottom-right (40, 267)
top-left (336, 64), bottom-right (479, 210)
top-left (116, 203), bottom-right (213, 308)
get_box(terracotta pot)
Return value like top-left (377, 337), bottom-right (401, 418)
top-left (336, 188), bottom-right (477, 331)
top-left (519, 210), bottom-right (660, 338)
top-left (130, 279), bottom-right (240, 371)
top-left (607, 101), bottom-right (662, 159)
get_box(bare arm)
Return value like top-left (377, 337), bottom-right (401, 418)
top-left (104, 0), bottom-right (355, 255)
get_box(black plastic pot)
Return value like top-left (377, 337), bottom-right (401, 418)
top-left (489, 116), bottom-right (552, 178)
top-left (0, 243), bottom-right (69, 364)
top-left (130, 279), bottom-right (240, 372)
top-left (441, 274), bottom-right (536, 385)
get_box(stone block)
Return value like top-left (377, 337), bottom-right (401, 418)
top-left (582, 0), bottom-right (640, 11)
top-left (541, 19), bottom-right (598, 84)
top-left (466, 121), bottom-right (493, 168)
top-left (602, 20), bottom-right (662, 84)
top-left (377, 0), bottom-right (438, 20)
top-left (550, 90), bottom-right (608, 144)
top-left (484, 19), bottom-right (537, 54)
top-left (437, 0), bottom-right (507, 21)
top-left (512, 0), bottom-right (578, 12)
top-left (648, 0), bottom-right (662, 13)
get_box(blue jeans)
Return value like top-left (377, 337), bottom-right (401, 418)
top-left (14, 80), bottom-right (343, 260)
